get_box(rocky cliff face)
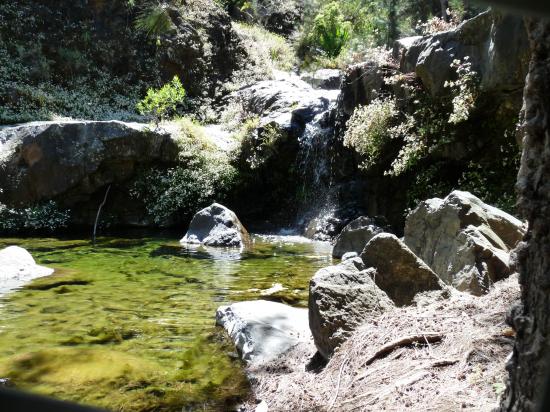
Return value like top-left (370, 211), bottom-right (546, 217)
top-left (326, 10), bottom-right (530, 231)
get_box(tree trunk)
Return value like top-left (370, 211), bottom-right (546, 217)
top-left (440, 0), bottom-right (449, 21)
top-left (500, 18), bottom-right (550, 412)
top-left (387, 0), bottom-right (398, 46)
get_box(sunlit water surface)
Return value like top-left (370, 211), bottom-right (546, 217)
top-left (0, 234), bottom-right (332, 411)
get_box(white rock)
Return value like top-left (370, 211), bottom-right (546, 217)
top-left (0, 246), bottom-right (54, 295)
top-left (216, 300), bottom-right (310, 365)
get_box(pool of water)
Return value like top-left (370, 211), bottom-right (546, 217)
top-left (0, 234), bottom-right (333, 411)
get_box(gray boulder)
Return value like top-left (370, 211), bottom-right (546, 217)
top-left (216, 300), bottom-right (310, 365)
top-left (332, 216), bottom-right (389, 259)
top-left (404, 190), bottom-right (525, 295)
top-left (402, 10), bottom-right (529, 97)
top-left (180, 203), bottom-right (251, 247)
top-left (0, 120), bottom-right (179, 216)
top-left (233, 74), bottom-right (339, 133)
top-left (300, 69), bottom-right (343, 90)
top-left (309, 259), bottom-right (394, 359)
top-left (0, 246), bottom-right (54, 295)
top-left (361, 233), bottom-right (444, 306)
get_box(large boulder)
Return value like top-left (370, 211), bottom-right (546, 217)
top-left (233, 74), bottom-right (340, 134)
top-left (402, 10), bottom-right (530, 97)
top-left (404, 190), bottom-right (525, 295)
top-left (0, 121), bottom-right (179, 208)
top-left (309, 259), bottom-right (394, 359)
top-left (360, 233), bottom-right (445, 306)
top-left (300, 69), bottom-right (343, 90)
top-left (180, 203), bottom-right (251, 247)
top-left (216, 300), bottom-right (310, 365)
top-left (332, 216), bottom-right (389, 259)
top-left (0, 246), bottom-right (54, 295)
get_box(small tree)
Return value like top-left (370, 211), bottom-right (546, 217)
top-left (136, 75), bottom-right (186, 125)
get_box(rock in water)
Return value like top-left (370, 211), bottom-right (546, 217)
top-left (216, 300), bottom-right (310, 365)
top-left (300, 69), bottom-right (343, 90)
top-left (404, 190), bottom-right (525, 295)
top-left (361, 233), bottom-right (444, 306)
top-left (181, 203), bottom-right (251, 247)
top-left (0, 246), bottom-right (54, 295)
top-left (332, 216), bottom-right (389, 259)
top-left (309, 259), bottom-right (394, 359)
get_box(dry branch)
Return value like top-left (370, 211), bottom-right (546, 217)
top-left (364, 333), bottom-right (444, 366)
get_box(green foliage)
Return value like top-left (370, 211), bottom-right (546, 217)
top-left (134, 3), bottom-right (175, 39)
top-left (130, 118), bottom-right (237, 225)
top-left (0, 201), bottom-right (70, 234)
top-left (240, 123), bottom-right (285, 170)
top-left (445, 57), bottom-right (479, 124)
top-left (309, 2), bottom-right (352, 57)
top-left (343, 97), bottom-right (399, 170)
top-left (136, 76), bottom-right (186, 124)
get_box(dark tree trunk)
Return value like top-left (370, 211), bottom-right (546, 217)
top-left (440, 0), bottom-right (449, 21)
top-left (500, 19), bottom-right (550, 412)
top-left (387, 0), bottom-right (398, 46)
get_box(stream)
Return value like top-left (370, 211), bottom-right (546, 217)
top-left (0, 233), bottom-right (333, 411)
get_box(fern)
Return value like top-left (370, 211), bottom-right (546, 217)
top-left (135, 3), bottom-right (174, 38)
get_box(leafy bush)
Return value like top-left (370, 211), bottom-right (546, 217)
top-left (444, 57), bottom-right (479, 124)
top-left (134, 3), bottom-right (175, 39)
top-left (309, 2), bottom-right (351, 58)
top-left (130, 118), bottom-right (238, 225)
top-left (343, 97), bottom-right (399, 170)
top-left (226, 22), bottom-right (296, 91)
top-left (136, 76), bottom-right (186, 124)
top-left (0, 201), bottom-right (71, 234)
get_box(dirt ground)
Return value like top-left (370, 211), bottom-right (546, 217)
top-left (243, 275), bottom-right (519, 411)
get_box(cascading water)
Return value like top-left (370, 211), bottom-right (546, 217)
top-left (294, 91), bottom-right (342, 240)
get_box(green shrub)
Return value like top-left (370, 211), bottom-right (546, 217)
top-left (309, 2), bottom-right (352, 58)
top-left (343, 97), bottom-right (399, 170)
top-left (134, 3), bottom-right (175, 40)
top-left (130, 118), bottom-right (238, 225)
top-left (136, 76), bottom-right (186, 124)
top-left (0, 201), bottom-right (71, 233)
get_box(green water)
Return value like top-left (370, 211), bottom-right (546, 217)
top-left (0, 234), bottom-right (332, 411)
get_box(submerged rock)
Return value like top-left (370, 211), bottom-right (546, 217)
top-left (216, 300), bottom-right (310, 365)
top-left (404, 190), bottom-right (525, 295)
top-left (0, 246), bottom-right (54, 295)
top-left (181, 203), bottom-right (251, 247)
top-left (332, 216), bottom-right (389, 259)
top-left (361, 233), bottom-right (445, 306)
top-left (309, 259), bottom-right (394, 359)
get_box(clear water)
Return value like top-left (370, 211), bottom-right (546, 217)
top-left (0, 234), bottom-right (332, 411)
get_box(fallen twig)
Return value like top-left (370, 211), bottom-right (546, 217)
top-left (364, 333), bottom-right (444, 366)
top-left (328, 357), bottom-right (349, 410)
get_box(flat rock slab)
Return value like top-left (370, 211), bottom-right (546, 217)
top-left (0, 246), bottom-right (54, 295)
top-left (216, 300), bottom-right (310, 365)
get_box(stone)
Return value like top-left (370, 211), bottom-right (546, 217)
top-left (332, 216), bottom-right (389, 259)
top-left (180, 203), bottom-right (251, 247)
top-left (0, 246), bottom-right (54, 295)
top-left (406, 11), bottom-right (529, 97)
top-left (309, 259), bottom-right (394, 359)
top-left (216, 300), bottom-right (310, 365)
top-left (300, 69), bottom-right (343, 90)
top-left (338, 61), bottom-right (387, 117)
top-left (341, 251), bottom-right (358, 261)
top-left (404, 190), bottom-right (525, 295)
top-left (360, 233), bottom-right (444, 306)
top-left (0, 120), bottom-right (179, 225)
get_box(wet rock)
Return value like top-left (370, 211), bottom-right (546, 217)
top-left (301, 69), bottom-right (343, 90)
top-left (309, 259), bottom-right (394, 359)
top-left (181, 203), bottom-right (251, 247)
top-left (404, 190), bottom-right (525, 295)
top-left (361, 233), bottom-right (444, 306)
top-left (0, 246), bottom-right (54, 295)
top-left (332, 216), bottom-right (390, 259)
top-left (216, 300), bottom-right (310, 365)
top-left (233, 74), bottom-right (339, 135)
